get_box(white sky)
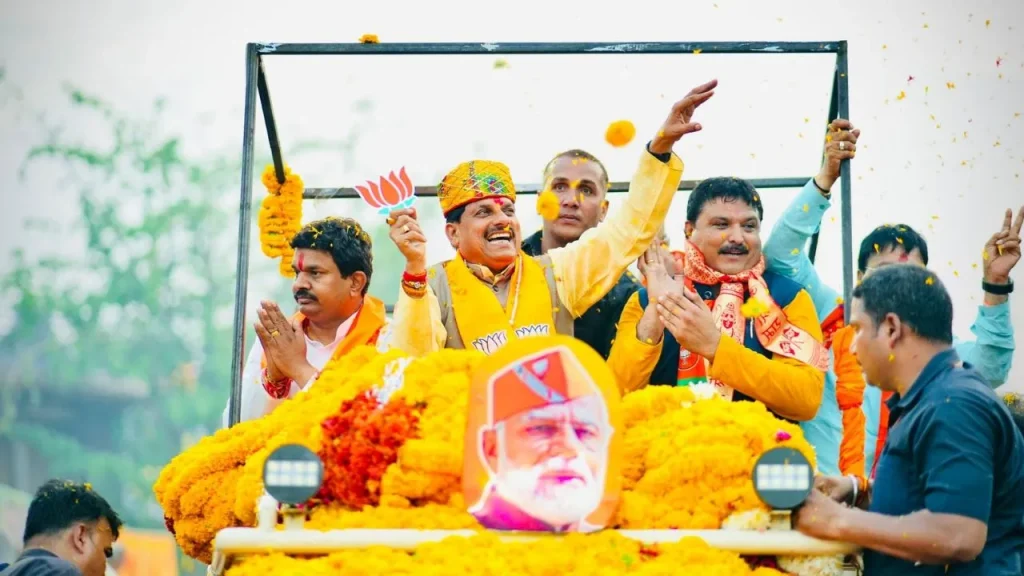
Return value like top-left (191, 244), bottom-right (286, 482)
top-left (0, 0), bottom-right (1022, 391)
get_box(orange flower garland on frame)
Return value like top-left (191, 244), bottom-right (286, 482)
top-left (257, 164), bottom-right (304, 277)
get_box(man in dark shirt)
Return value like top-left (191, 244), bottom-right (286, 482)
top-left (1, 479), bottom-right (122, 576)
top-left (521, 149), bottom-right (640, 358)
top-left (794, 264), bottom-right (1024, 575)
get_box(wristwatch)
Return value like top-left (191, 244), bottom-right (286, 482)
top-left (982, 279), bottom-right (1014, 295)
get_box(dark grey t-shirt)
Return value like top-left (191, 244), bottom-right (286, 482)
top-left (0, 549), bottom-right (80, 575)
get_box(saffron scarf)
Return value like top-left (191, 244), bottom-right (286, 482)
top-left (260, 295), bottom-right (388, 371)
top-left (446, 252), bottom-right (555, 355)
top-left (677, 243), bottom-right (829, 399)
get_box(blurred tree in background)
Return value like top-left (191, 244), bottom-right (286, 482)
top-left (0, 78), bottom-right (407, 572)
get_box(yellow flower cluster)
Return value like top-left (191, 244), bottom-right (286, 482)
top-left (154, 346), bottom-right (401, 563)
top-left (225, 531), bottom-right (783, 576)
top-left (257, 164), bottom-right (304, 277)
top-left (615, 387), bottom-right (815, 529)
top-left (155, 348), bottom-right (818, 570)
top-left (153, 347), bottom-right (484, 563)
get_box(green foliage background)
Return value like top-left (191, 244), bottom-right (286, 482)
top-left (0, 69), bottom-right (407, 572)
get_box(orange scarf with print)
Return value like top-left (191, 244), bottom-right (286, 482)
top-left (260, 295), bottom-right (388, 371)
top-left (679, 243), bottom-right (830, 399)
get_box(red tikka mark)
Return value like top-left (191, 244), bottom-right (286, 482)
top-left (297, 252), bottom-right (305, 272)
top-left (898, 253), bottom-right (909, 262)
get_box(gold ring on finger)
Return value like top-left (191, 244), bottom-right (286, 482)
top-left (386, 217), bottom-right (396, 225)
top-left (402, 224), bottom-right (410, 233)
top-left (839, 141), bottom-right (846, 151)
top-left (270, 330), bottom-right (280, 337)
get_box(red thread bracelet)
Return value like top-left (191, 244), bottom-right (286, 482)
top-left (403, 270), bottom-right (427, 283)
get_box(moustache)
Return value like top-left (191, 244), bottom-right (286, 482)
top-left (719, 245), bottom-right (749, 255)
top-left (294, 289), bottom-right (317, 303)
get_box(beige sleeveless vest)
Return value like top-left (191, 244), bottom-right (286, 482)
top-left (427, 254), bottom-right (575, 350)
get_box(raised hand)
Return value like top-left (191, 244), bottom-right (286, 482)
top-left (649, 79), bottom-right (718, 155)
top-left (816, 119), bottom-right (860, 191)
top-left (984, 206), bottom-right (1023, 285)
top-left (387, 208), bottom-right (427, 274)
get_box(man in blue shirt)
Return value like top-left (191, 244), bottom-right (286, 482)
top-left (794, 264), bottom-right (1024, 575)
top-left (763, 119), bottom-right (1017, 476)
top-left (0, 479), bottom-right (121, 576)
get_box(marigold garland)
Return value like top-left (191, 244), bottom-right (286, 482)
top-left (257, 164), bottom-right (304, 277)
top-left (317, 393), bottom-right (420, 508)
top-left (155, 346), bottom-right (836, 574)
top-left (225, 531), bottom-right (784, 576)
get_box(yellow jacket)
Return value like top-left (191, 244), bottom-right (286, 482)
top-left (608, 285), bottom-right (825, 422)
top-left (389, 149), bottom-right (685, 356)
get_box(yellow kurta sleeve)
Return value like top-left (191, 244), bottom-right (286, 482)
top-left (707, 289), bottom-right (826, 421)
top-left (607, 291), bottom-right (663, 394)
top-left (388, 285), bottom-right (447, 356)
top-left (547, 150), bottom-right (684, 317)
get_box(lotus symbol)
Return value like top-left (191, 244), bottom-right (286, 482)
top-left (354, 167), bottom-right (416, 215)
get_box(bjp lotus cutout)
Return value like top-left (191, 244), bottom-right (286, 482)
top-left (354, 167), bottom-right (416, 215)
top-left (463, 336), bottom-right (622, 533)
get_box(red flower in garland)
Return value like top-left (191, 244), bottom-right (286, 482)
top-left (316, 392), bottom-right (420, 508)
top-left (743, 555), bottom-right (783, 571)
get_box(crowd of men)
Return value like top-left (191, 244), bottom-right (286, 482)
top-left (212, 78), bottom-right (1019, 574)
top-left (3, 79), bottom-right (1021, 576)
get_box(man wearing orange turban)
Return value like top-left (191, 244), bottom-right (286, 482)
top-left (384, 80), bottom-right (717, 356)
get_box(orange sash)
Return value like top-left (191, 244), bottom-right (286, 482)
top-left (679, 243), bottom-right (830, 400)
top-left (260, 295), bottom-right (387, 373)
top-left (821, 304), bottom-right (846, 350)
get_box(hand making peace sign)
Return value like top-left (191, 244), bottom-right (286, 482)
top-left (983, 205), bottom-right (1023, 285)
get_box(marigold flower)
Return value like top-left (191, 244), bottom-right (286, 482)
top-left (536, 189), bottom-right (560, 221)
top-left (605, 120), bottom-right (637, 148)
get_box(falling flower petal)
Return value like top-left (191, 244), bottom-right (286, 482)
top-left (946, 82), bottom-right (956, 89)
top-left (925, 276), bottom-right (935, 285)
top-left (359, 34), bottom-right (379, 44)
top-left (493, 59), bottom-right (509, 69)
top-left (741, 298), bottom-right (770, 319)
top-left (897, 91), bottom-right (907, 100)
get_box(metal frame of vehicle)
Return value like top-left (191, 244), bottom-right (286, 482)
top-left (228, 41), bottom-right (852, 426)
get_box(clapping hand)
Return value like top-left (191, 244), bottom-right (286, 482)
top-left (655, 287), bottom-right (721, 360)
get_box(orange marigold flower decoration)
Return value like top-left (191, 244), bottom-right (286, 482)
top-left (536, 188), bottom-right (560, 221)
top-left (257, 164), bottom-right (304, 277)
top-left (317, 392), bottom-right (420, 508)
top-left (605, 119), bottom-right (637, 148)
